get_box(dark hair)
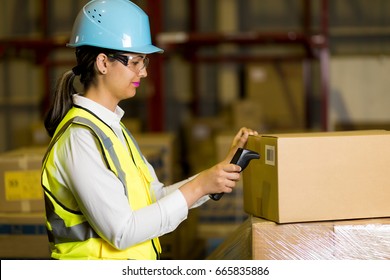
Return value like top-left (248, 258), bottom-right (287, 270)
top-left (44, 46), bottom-right (110, 137)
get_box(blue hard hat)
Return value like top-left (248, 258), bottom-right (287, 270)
top-left (67, 0), bottom-right (163, 54)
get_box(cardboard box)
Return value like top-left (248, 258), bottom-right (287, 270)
top-left (208, 216), bottom-right (390, 260)
top-left (183, 117), bottom-right (231, 174)
top-left (245, 62), bottom-right (305, 130)
top-left (159, 210), bottom-right (200, 260)
top-left (0, 212), bottom-right (50, 259)
top-left (0, 147), bottom-right (46, 213)
top-left (243, 130), bottom-right (390, 223)
top-left (231, 98), bottom-right (265, 132)
top-left (121, 118), bottom-right (142, 133)
top-left (134, 133), bottom-right (178, 185)
top-left (30, 121), bottom-right (50, 146)
top-left (251, 217), bottom-right (390, 260)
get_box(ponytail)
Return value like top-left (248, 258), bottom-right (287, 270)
top-left (44, 70), bottom-right (77, 137)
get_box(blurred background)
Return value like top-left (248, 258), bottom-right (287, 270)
top-left (1, 0), bottom-right (390, 259)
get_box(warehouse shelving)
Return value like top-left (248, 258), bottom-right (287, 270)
top-left (145, 0), bottom-right (330, 131)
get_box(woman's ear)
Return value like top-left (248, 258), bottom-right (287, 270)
top-left (96, 53), bottom-right (108, 74)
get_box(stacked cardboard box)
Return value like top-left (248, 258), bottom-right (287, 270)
top-left (209, 130), bottom-right (390, 259)
top-left (159, 210), bottom-right (204, 260)
top-left (208, 216), bottom-right (390, 260)
top-left (245, 62), bottom-right (305, 131)
top-left (182, 117), bottom-right (231, 175)
top-left (0, 212), bottom-right (49, 259)
top-left (134, 132), bottom-right (178, 185)
top-left (0, 147), bottom-right (46, 213)
top-left (0, 147), bottom-right (48, 259)
top-left (243, 130), bottom-right (390, 223)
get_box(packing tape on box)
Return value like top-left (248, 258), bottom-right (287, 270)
top-left (17, 155), bottom-right (29, 170)
top-left (20, 201), bottom-right (32, 213)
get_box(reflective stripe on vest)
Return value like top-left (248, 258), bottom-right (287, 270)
top-left (41, 106), bottom-right (161, 259)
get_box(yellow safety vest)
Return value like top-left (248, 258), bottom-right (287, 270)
top-left (41, 106), bottom-right (161, 260)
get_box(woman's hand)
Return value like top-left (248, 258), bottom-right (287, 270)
top-left (180, 161), bottom-right (241, 207)
top-left (179, 127), bottom-right (259, 207)
top-left (224, 127), bottom-right (259, 163)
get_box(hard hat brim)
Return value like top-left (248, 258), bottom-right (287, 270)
top-left (67, 42), bottom-right (164, 54)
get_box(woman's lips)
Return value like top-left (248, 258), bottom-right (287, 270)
top-left (132, 82), bottom-right (140, 87)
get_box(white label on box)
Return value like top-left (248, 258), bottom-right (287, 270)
top-left (265, 145), bottom-right (275, 166)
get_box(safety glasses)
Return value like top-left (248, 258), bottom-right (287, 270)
top-left (107, 53), bottom-right (149, 73)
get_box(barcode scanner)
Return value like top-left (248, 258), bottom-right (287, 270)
top-left (209, 148), bottom-right (260, 201)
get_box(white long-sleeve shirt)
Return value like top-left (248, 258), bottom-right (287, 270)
top-left (53, 94), bottom-right (208, 250)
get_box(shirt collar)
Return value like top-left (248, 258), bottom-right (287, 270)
top-left (72, 94), bottom-right (125, 127)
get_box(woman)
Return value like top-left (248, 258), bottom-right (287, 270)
top-left (41, 0), bottom-right (258, 260)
